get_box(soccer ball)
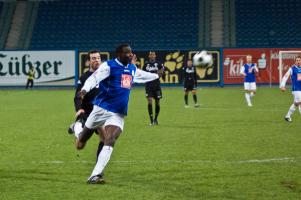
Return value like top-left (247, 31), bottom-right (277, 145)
top-left (193, 50), bottom-right (213, 68)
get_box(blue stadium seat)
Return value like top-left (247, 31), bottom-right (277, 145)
top-left (0, 2), bottom-right (3, 15)
top-left (30, 0), bottom-right (198, 50)
top-left (235, 0), bottom-right (301, 47)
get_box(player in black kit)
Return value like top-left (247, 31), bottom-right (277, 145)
top-left (68, 50), bottom-right (105, 160)
top-left (183, 59), bottom-right (199, 108)
top-left (142, 51), bottom-right (164, 125)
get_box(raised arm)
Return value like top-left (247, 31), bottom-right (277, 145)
top-left (280, 68), bottom-right (292, 91)
top-left (81, 62), bottom-right (110, 93)
top-left (133, 68), bottom-right (159, 83)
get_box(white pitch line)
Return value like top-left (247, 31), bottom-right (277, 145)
top-left (197, 107), bottom-right (285, 112)
top-left (0, 157), bottom-right (298, 165)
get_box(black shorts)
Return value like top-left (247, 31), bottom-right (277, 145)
top-left (184, 81), bottom-right (197, 91)
top-left (145, 85), bottom-right (162, 99)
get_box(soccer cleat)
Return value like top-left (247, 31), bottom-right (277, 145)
top-left (184, 105), bottom-right (190, 108)
top-left (67, 122), bottom-right (75, 134)
top-left (194, 104), bottom-right (200, 108)
top-left (247, 103), bottom-right (253, 107)
top-left (149, 119), bottom-right (154, 126)
top-left (153, 119), bottom-right (158, 125)
top-left (87, 174), bottom-right (105, 184)
top-left (284, 117), bottom-right (292, 122)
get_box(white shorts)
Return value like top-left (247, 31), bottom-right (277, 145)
top-left (292, 91), bottom-right (301, 103)
top-left (85, 106), bottom-right (125, 131)
top-left (244, 82), bottom-right (256, 91)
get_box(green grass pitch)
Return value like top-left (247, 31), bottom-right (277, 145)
top-left (0, 87), bottom-right (300, 200)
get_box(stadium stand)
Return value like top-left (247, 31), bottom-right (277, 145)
top-left (235, 0), bottom-right (301, 47)
top-left (30, 0), bottom-right (198, 50)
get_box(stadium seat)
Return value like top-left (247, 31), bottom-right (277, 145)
top-left (235, 0), bottom-right (301, 47)
top-left (30, 0), bottom-right (199, 50)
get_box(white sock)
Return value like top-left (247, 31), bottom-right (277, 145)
top-left (299, 106), bottom-right (301, 114)
top-left (245, 93), bottom-right (252, 105)
top-left (90, 145), bottom-right (113, 177)
top-left (250, 92), bottom-right (255, 98)
top-left (286, 104), bottom-right (296, 118)
top-left (74, 121), bottom-right (83, 139)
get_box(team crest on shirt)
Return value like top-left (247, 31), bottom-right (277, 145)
top-left (121, 74), bottom-right (132, 89)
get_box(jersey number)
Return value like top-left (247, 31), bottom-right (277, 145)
top-left (121, 74), bottom-right (132, 89)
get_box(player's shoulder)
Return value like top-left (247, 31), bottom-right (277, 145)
top-left (80, 70), bottom-right (92, 79)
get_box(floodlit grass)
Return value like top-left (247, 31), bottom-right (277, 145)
top-left (0, 87), bottom-right (300, 199)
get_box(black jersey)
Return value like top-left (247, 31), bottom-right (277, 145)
top-left (74, 70), bottom-right (99, 114)
top-left (183, 66), bottom-right (197, 84)
top-left (142, 61), bottom-right (164, 87)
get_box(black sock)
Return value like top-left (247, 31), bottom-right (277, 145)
top-left (96, 141), bottom-right (104, 162)
top-left (185, 94), bottom-right (188, 105)
top-left (148, 104), bottom-right (153, 122)
top-left (193, 94), bottom-right (197, 104)
top-left (154, 104), bottom-right (160, 121)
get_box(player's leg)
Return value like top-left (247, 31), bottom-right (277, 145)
top-left (69, 112), bottom-right (86, 135)
top-left (147, 97), bottom-right (153, 125)
top-left (285, 103), bottom-right (297, 122)
top-left (96, 126), bottom-right (105, 162)
top-left (250, 82), bottom-right (256, 98)
top-left (285, 92), bottom-right (301, 122)
top-left (25, 79), bottom-right (30, 89)
top-left (76, 106), bottom-right (106, 149)
top-left (244, 82), bottom-right (252, 106)
top-left (88, 114), bottom-right (124, 184)
top-left (192, 89), bottom-right (199, 107)
top-left (153, 87), bottom-right (162, 125)
top-left (30, 80), bottom-right (34, 89)
top-left (184, 81), bottom-right (189, 107)
top-left (184, 89), bottom-right (189, 107)
top-left (146, 87), bottom-right (154, 125)
top-left (154, 98), bottom-right (160, 125)
top-left (75, 126), bottom-right (94, 150)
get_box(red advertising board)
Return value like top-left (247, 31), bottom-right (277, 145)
top-left (223, 48), bottom-right (301, 84)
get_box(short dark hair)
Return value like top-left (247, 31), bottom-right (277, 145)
top-left (116, 44), bottom-right (130, 55)
top-left (88, 49), bottom-right (100, 59)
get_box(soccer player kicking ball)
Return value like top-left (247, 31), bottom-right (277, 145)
top-left (240, 55), bottom-right (258, 107)
top-left (75, 44), bottom-right (163, 184)
top-left (280, 56), bottom-right (301, 122)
